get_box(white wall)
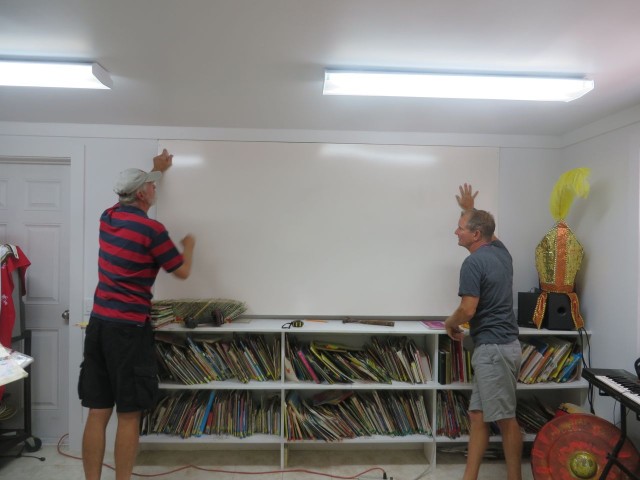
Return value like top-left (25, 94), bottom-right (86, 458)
top-left (561, 124), bottom-right (640, 442)
top-left (562, 125), bottom-right (640, 370)
top-left (498, 147), bottom-right (564, 296)
top-left (501, 136), bottom-right (640, 443)
top-left (2, 118), bottom-right (639, 448)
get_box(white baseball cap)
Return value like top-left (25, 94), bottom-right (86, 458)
top-left (113, 168), bottom-right (162, 195)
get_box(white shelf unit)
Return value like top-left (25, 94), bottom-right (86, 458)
top-left (143, 319), bottom-right (590, 469)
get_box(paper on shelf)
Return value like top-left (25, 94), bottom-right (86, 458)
top-left (0, 344), bottom-right (30, 386)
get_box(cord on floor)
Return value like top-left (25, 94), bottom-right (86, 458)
top-left (56, 433), bottom-right (389, 479)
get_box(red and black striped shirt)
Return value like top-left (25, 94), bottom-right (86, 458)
top-left (91, 204), bottom-right (183, 325)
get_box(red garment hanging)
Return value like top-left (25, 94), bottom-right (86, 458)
top-left (0, 245), bottom-right (31, 402)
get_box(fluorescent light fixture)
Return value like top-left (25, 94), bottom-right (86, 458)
top-left (323, 70), bottom-right (594, 102)
top-left (0, 60), bottom-right (113, 89)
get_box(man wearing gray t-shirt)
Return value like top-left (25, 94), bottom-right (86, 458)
top-left (444, 184), bottom-right (523, 480)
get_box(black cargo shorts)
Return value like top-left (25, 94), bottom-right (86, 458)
top-left (78, 316), bottom-right (158, 412)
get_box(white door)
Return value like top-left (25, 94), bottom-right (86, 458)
top-left (0, 159), bottom-right (70, 444)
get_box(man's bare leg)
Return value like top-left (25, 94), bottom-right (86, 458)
top-left (113, 411), bottom-right (142, 480)
top-left (463, 410), bottom-right (489, 480)
top-left (82, 407), bottom-right (113, 480)
top-left (114, 410), bottom-right (142, 480)
top-left (497, 417), bottom-right (523, 480)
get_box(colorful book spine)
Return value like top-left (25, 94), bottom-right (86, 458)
top-left (297, 349), bottom-right (321, 383)
top-left (197, 391), bottom-right (215, 436)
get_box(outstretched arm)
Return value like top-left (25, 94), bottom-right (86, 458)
top-left (153, 149), bottom-right (194, 279)
top-left (444, 295), bottom-right (478, 341)
top-left (172, 234), bottom-right (195, 279)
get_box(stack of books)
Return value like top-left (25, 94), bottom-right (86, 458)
top-left (141, 390), bottom-right (281, 439)
top-left (367, 337), bottom-right (432, 384)
top-left (285, 336), bottom-right (432, 385)
top-left (518, 337), bottom-right (582, 384)
top-left (150, 303), bottom-right (176, 329)
top-left (438, 337), bottom-right (473, 384)
top-left (516, 398), bottom-right (556, 434)
top-left (284, 389), bottom-right (432, 441)
top-left (436, 390), bottom-right (470, 438)
top-left (435, 392), bottom-right (556, 438)
top-left (154, 333), bottom-right (281, 384)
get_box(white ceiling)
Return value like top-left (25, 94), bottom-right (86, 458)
top-left (2, 1), bottom-right (640, 136)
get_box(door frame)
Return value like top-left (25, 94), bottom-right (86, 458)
top-left (0, 137), bottom-right (85, 450)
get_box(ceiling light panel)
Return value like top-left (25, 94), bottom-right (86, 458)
top-left (323, 70), bottom-right (594, 102)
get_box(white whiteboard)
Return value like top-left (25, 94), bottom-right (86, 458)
top-left (154, 140), bottom-right (499, 316)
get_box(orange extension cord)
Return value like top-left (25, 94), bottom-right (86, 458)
top-left (56, 434), bottom-right (388, 479)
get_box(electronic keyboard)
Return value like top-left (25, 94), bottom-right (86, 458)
top-left (582, 368), bottom-right (640, 414)
top-left (582, 368), bottom-right (640, 480)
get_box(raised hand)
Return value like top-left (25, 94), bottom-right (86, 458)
top-left (153, 149), bottom-right (174, 173)
top-left (456, 183), bottom-right (478, 211)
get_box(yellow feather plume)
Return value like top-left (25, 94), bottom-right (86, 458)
top-left (549, 168), bottom-right (591, 221)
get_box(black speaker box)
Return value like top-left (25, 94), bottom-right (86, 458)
top-left (517, 292), bottom-right (576, 330)
top-left (517, 292), bottom-right (539, 328)
top-left (545, 293), bottom-right (574, 330)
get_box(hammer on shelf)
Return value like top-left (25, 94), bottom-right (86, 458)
top-left (342, 317), bottom-right (395, 327)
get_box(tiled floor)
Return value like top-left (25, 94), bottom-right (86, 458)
top-left (0, 444), bottom-right (535, 480)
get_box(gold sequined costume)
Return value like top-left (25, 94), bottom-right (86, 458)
top-left (533, 221), bottom-right (584, 329)
top-left (532, 168), bottom-right (590, 329)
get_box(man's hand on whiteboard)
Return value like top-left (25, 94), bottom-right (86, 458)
top-left (456, 183), bottom-right (478, 212)
top-left (152, 148), bottom-right (173, 173)
top-left (181, 234), bottom-right (196, 251)
top-left (172, 234), bottom-right (196, 280)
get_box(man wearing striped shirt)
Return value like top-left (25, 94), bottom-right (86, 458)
top-left (78, 149), bottom-right (195, 480)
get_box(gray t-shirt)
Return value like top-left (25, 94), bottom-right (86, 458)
top-left (458, 239), bottom-right (519, 346)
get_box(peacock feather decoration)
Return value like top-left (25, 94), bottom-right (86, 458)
top-left (548, 167), bottom-right (591, 222)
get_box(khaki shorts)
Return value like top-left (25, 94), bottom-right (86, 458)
top-left (469, 340), bottom-right (521, 423)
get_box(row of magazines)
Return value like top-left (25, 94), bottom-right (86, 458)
top-left (141, 390), bottom-right (280, 438)
top-left (285, 336), bottom-right (432, 385)
top-left (438, 335), bottom-right (583, 386)
top-left (153, 333), bottom-right (582, 386)
top-left (155, 333), bottom-right (281, 384)
top-left (436, 390), bottom-right (557, 438)
top-left (285, 390), bottom-right (432, 440)
top-left (141, 388), bottom-right (557, 440)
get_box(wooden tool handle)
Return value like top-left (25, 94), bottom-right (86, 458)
top-left (343, 318), bottom-right (395, 327)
